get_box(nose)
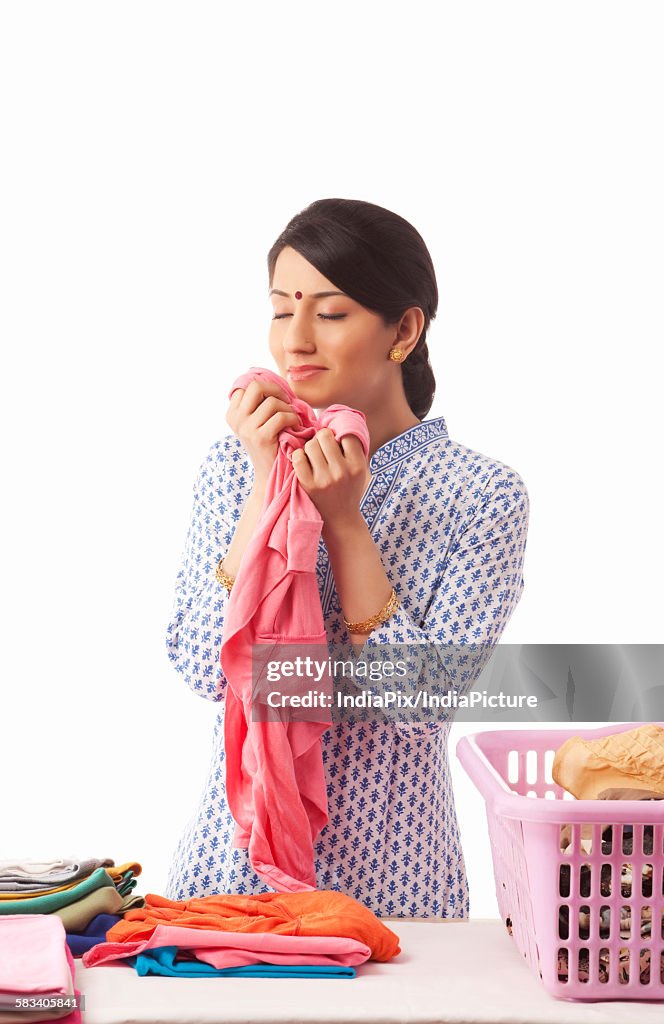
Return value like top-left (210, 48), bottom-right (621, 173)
top-left (280, 311), bottom-right (317, 355)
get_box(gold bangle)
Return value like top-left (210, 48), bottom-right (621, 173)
top-left (343, 587), bottom-right (399, 634)
top-left (215, 557), bottom-right (235, 594)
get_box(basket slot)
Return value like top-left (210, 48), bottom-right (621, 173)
top-left (579, 862), bottom-right (592, 898)
top-left (599, 905), bottom-right (610, 939)
top-left (557, 947), bottom-right (568, 984)
top-left (578, 947), bottom-right (590, 983)
top-left (620, 905), bottom-right (631, 939)
top-left (620, 863), bottom-right (633, 899)
top-left (641, 949), bottom-right (651, 985)
top-left (526, 749), bottom-right (537, 785)
top-left (642, 823), bottom-right (654, 856)
top-left (642, 863), bottom-right (653, 898)
top-left (641, 905), bottom-right (652, 939)
top-left (599, 947), bottom-right (610, 983)
top-left (578, 905), bottom-right (590, 940)
top-left (618, 947), bottom-right (630, 984)
top-left (544, 749), bottom-right (555, 784)
top-left (558, 904), bottom-right (569, 940)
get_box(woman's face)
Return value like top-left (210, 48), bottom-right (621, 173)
top-left (268, 246), bottom-right (398, 413)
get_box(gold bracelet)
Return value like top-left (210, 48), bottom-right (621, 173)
top-left (215, 556), bottom-right (235, 594)
top-left (343, 587), bottom-right (399, 634)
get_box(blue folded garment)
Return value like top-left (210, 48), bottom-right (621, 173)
top-left (126, 946), bottom-right (356, 978)
top-left (66, 913), bottom-right (123, 957)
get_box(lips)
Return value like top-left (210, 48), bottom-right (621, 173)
top-left (287, 366), bottom-right (328, 381)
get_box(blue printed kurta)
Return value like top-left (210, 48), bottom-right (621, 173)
top-left (163, 415), bottom-right (529, 917)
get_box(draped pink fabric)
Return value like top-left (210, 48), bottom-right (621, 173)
top-left (82, 925), bottom-right (371, 969)
top-left (220, 367), bottom-right (370, 893)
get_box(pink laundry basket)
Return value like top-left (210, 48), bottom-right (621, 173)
top-left (456, 723), bottom-right (664, 1001)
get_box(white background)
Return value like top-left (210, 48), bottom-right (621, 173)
top-left (1, 1), bottom-right (662, 918)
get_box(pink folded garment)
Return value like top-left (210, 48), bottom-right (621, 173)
top-left (0, 915), bottom-right (72, 998)
top-left (82, 924), bottom-right (371, 969)
top-left (220, 366), bottom-right (370, 893)
top-left (0, 918), bottom-right (80, 1024)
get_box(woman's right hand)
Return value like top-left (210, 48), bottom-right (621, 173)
top-left (225, 379), bottom-right (302, 491)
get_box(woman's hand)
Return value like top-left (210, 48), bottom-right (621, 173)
top-left (291, 428), bottom-right (369, 533)
top-left (226, 379), bottom-right (301, 491)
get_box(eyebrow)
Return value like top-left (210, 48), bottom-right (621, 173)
top-left (269, 289), bottom-right (347, 299)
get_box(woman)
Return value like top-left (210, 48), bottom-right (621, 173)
top-left (164, 198), bottom-right (529, 917)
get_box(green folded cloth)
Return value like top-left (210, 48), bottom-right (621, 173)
top-left (0, 868), bottom-right (115, 915)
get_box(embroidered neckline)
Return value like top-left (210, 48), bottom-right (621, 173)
top-left (368, 414), bottom-right (448, 473)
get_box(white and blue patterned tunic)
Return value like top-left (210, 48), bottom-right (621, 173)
top-left (164, 415), bottom-right (529, 917)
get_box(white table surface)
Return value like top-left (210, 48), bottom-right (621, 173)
top-left (73, 919), bottom-right (664, 1024)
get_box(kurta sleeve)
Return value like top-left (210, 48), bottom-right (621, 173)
top-left (346, 467), bottom-right (530, 737)
top-left (165, 435), bottom-right (250, 702)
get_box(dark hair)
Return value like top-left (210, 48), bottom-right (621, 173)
top-left (267, 198), bottom-right (438, 420)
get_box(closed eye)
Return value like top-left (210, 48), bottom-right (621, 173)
top-left (272, 313), bottom-right (347, 321)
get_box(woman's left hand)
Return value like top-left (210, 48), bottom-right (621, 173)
top-left (291, 428), bottom-right (369, 532)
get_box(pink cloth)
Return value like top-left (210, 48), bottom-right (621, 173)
top-left (82, 924), bottom-right (371, 969)
top-left (0, 916), bottom-right (81, 1024)
top-left (0, 914), bottom-right (72, 998)
top-left (220, 367), bottom-right (370, 893)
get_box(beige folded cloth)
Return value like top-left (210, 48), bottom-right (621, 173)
top-left (54, 884), bottom-right (124, 931)
top-left (553, 724), bottom-right (664, 800)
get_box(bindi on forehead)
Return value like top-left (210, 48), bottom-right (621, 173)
top-left (269, 288), bottom-right (347, 300)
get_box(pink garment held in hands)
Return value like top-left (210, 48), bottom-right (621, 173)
top-left (220, 367), bottom-right (370, 892)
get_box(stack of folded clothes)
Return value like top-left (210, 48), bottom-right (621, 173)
top-left (0, 914), bottom-right (82, 1023)
top-left (0, 857), bottom-right (145, 957)
top-left (83, 890), bottom-right (401, 979)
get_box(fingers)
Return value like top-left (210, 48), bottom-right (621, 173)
top-left (227, 379), bottom-right (298, 434)
top-left (236, 379), bottom-right (292, 416)
top-left (250, 394), bottom-right (299, 430)
top-left (338, 433), bottom-right (368, 468)
top-left (302, 431), bottom-right (330, 476)
top-left (291, 447), bottom-right (312, 482)
top-left (299, 428), bottom-right (367, 482)
top-left (319, 429), bottom-right (367, 478)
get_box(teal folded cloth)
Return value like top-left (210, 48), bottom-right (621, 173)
top-left (126, 947), bottom-right (357, 978)
top-left (0, 869), bottom-right (115, 915)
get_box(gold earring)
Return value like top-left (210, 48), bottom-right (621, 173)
top-left (388, 348), bottom-right (405, 362)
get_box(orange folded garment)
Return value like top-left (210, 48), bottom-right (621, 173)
top-left (106, 862), bottom-right (142, 883)
top-left (104, 890), bottom-right (400, 962)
